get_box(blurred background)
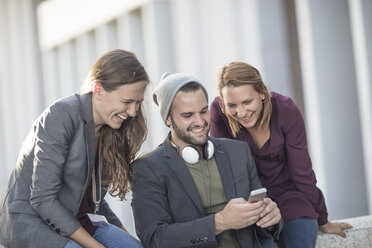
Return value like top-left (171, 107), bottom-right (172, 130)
top-left (0, 0), bottom-right (371, 236)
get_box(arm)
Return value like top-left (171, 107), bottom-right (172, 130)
top-left (131, 160), bottom-right (217, 248)
top-left (283, 106), bottom-right (352, 236)
top-left (210, 97), bottom-right (234, 139)
top-left (29, 103), bottom-right (82, 236)
top-left (282, 99), bottom-right (328, 224)
top-left (69, 227), bottom-right (104, 248)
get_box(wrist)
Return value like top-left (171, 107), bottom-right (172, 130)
top-left (214, 212), bottom-right (227, 235)
top-left (319, 222), bottom-right (329, 231)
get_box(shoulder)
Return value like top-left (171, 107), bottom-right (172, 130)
top-left (211, 137), bottom-right (249, 151)
top-left (271, 92), bottom-right (297, 111)
top-left (211, 138), bottom-right (254, 170)
top-left (271, 92), bottom-right (302, 119)
top-left (271, 92), bottom-right (305, 134)
top-left (210, 96), bottom-right (224, 116)
top-left (40, 94), bottom-right (80, 118)
top-left (131, 144), bottom-right (165, 171)
top-left (48, 94), bottom-right (81, 115)
top-left (211, 96), bottom-right (221, 108)
top-left (138, 144), bottom-right (164, 161)
top-left (211, 96), bottom-right (222, 110)
top-left (35, 94), bottom-right (83, 133)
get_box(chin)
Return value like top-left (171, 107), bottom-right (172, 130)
top-left (198, 135), bottom-right (209, 144)
top-left (240, 121), bottom-right (256, 129)
top-left (110, 123), bottom-right (122, 130)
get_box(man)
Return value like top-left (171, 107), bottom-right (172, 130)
top-left (131, 72), bottom-right (282, 248)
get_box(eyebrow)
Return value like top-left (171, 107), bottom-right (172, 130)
top-left (121, 98), bottom-right (144, 102)
top-left (226, 98), bottom-right (252, 104)
top-left (180, 105), bottom-right (209, 115)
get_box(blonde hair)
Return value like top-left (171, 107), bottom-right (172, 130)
top-left (218, 61), bottom-right (272, 137)
top-left (83, 49), bottom-right (148, 200)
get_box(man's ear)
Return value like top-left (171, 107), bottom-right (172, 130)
top-left (166, 115), bottom-right (172, 127)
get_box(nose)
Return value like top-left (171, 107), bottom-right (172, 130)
top-left (194, 114), bottom-right (205, 126)
top-left (127, 103), bottom-right (138, 117)
top-left (235, 105), bottom-right (245, 118)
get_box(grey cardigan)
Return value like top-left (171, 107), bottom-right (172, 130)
top-left (0, 93), bottom-right (122, 248)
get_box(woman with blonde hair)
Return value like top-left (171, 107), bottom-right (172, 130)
top-left (0, 49), bottom-right (148, 248)
top-left (210, 61), bottom-right (351, 247)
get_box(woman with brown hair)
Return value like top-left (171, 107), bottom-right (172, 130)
top-left (210, 61), bottom-right (351, 247)
top-left (0, 49), bottom-right (148, 248)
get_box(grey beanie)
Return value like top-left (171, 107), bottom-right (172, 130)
top-left (153, 72), bottom-right (209, 123)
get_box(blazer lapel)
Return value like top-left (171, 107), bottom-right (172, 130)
top-left (78, 93), bottom-right (95, 183)
top-left (212, 138), bottom-right (237, 201)
top-left (163, 138), bottom-right (205, 216)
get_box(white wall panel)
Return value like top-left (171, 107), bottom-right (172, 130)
top-left (41, 49), bottom-right (60, 105)
top-left (349, 0), bottom-right (372, 213)
top-left (57, 42), bottom-right (79, 96)
top-left (0, 0), bottom-right (43, 196)
top-left (142, 0), bottom-right (174, 148)
top-left (75, 32), bottom-right (98, 88)
top-left (297, 0), bottom-right (367, 220)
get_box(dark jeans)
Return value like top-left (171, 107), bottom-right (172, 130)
top-left (259, 217), bottom-right (318, 248)
top-left (64, 223), bottom-right (143, 248)
top-left (278, 217), bottom-right (318, 248)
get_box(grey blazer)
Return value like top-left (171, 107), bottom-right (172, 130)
top-left (0, 93), bottom-right (122, 248)
top-left (131, 136), bottom-right (282, 248)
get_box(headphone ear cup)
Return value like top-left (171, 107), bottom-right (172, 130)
top-left (204, 140), bottom-right (214, 160)
top-left (181, 146), bottom-right (200, 164)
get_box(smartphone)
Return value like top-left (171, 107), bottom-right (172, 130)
top-left (248, 188), bottom-right (267, 203)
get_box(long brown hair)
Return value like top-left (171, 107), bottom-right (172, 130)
top-left (83, 49), bottom-right (148, 200)
top-left (218, 61), bottom-right (272, 137)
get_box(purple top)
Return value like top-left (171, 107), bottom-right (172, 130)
top-left (210, 92), bottom-right (328, 225)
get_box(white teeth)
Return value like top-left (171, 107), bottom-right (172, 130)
top-left (243, 112), bottom-right (253, 120)
top-left (191, 127), bottom-right (204, 132)
top-left (117, 114), bottom-right (127, 120)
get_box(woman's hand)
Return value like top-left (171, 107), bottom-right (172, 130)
top-left (319, 221), bottom-right (352, 238)
top-left (256, 198), bottom-right (281, 229)
top-left (69, 227), bottom-right (105, 248)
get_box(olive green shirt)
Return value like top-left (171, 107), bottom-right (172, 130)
top-left (186, 158), bottom-right (241, 248)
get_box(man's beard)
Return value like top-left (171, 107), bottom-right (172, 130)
top-left (170, 115), bottom-right (209, 146)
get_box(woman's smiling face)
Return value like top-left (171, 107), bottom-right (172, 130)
top-left (93, 80), bottom-right (147, 131)
top-left (222, 84), bottom-right (265, 129)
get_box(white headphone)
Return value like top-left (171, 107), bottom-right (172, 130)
top-left (181, 140), bottom-right (215, 164)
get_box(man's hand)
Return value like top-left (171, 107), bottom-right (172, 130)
top-left (215, 198), bottom-right (265, 235)
top-left (319, 221), bottom-right (352, 238)
top-left (256, 198), bottom-right (281, 229)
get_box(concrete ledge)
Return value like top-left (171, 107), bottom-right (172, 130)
top-left (316, 215), bottom-right (372, 247)
top-left (1, 216), bottom-right (371, 248)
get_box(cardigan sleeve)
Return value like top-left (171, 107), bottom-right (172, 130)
top-left (281, 98), bottom-right (328, 225)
